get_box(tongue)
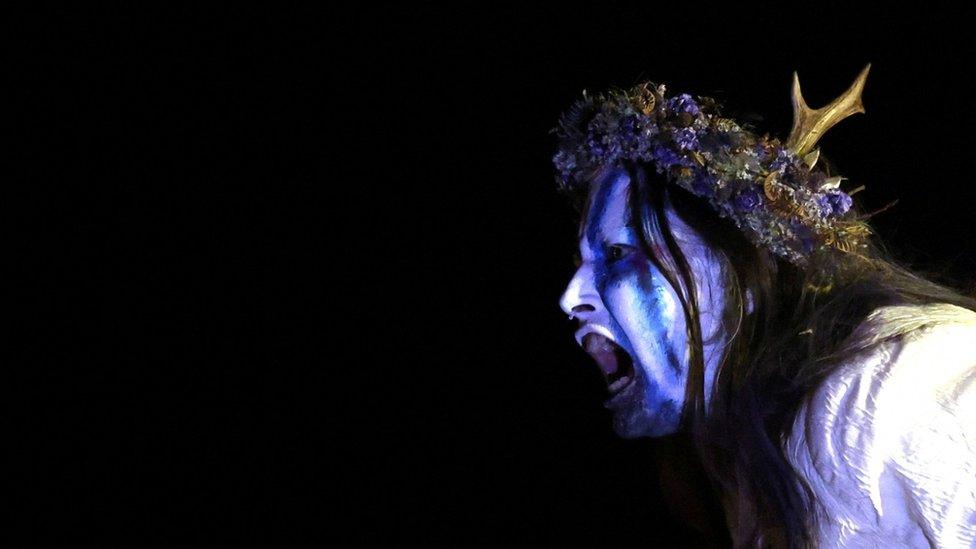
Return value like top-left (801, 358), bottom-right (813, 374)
top-left (583, 333), bottom-right (620, 377)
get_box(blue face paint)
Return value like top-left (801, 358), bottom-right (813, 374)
top-left (560, 165), bottom-right (730, 438)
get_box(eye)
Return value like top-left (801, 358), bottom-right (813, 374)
top-left (607, 244), bottom-right (635, 262)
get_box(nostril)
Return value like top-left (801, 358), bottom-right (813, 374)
top-left (568, 304), bottom-right (594, 322)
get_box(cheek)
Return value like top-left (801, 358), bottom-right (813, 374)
top-left (602, 258), bottom-right (681, 341)
top-left (608, 271), bottom-right (688, 385)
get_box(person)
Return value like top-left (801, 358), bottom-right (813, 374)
top-left (552, 63), bottom-right (976, 548)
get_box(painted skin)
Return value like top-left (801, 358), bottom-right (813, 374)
top-left (559, 165), bottom-right (745, 438)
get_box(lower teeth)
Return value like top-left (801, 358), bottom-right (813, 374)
top-left (608, 376), bottom-right (631, 393)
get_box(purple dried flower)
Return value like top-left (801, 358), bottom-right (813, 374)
top-left (753, 143), bottom-right (771, 161)
top-left (619, 114), bottom-right (639, 134)
top-left (650, 144), bottom-right (683, 172)
top-left (552, 150), bottom-right (576, 173)
top-left (667, 93), bottom-right (701, 116)
top-left (674, 127), bottom-right (700, 151)
top-left (790, 219), bottom-right (818, 253)
top-left (618, 114), bottom-right (642, 150)
top-left (770, 148), bottom-right (799, 172)
top-left (585, 133), bottom-right (606, 157)
top-left (734, 187), bottom-right (764, 211)
top-left (817, 190), bottom-right (853, 217)
top-left (833, 192), bottom-right (853, 214)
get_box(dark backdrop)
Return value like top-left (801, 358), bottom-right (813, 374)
top-left (18, 5), bottom-right (976, 546)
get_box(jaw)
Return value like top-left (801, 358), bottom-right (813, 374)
top-left (607, 366), bottom-right (684, 439)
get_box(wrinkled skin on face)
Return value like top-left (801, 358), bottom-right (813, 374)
top-left (559, 165), bottom-right (737, 438)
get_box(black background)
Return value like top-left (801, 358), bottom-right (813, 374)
top-left (17, 5), bottom-right (976, 545)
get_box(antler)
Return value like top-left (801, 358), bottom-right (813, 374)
top-left (786, 63), bottom-right (871, 157)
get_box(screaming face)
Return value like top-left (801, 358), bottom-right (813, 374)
top-left (559, 165), bottom-right (732, 438)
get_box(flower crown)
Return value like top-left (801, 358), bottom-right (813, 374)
top-left (551, 64), bottom-right (888, 270)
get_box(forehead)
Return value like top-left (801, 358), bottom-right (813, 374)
top-left (579, 167), bottom-right (634, 244)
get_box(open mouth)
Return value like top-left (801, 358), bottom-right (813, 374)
top-left (582, 332), bottom-right (637, 397)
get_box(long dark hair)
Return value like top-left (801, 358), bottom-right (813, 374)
top-left (562, 157), bottom-right (976, 548)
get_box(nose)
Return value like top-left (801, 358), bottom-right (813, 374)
top-left (559, 265), bottom-right (600, 320)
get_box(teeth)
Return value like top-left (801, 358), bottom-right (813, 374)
top-left (608, 375), bottom-right (631, 394)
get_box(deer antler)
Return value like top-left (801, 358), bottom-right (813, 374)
top-left (786, 63), bottom-right (871, 157)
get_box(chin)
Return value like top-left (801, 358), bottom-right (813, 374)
top-left (611, 417), bottom-right (679, 438)
top-left (610, 400), bottom-right (682, 438)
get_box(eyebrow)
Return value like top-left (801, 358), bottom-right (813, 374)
top-left (579, 223), bottom-right (638, 240)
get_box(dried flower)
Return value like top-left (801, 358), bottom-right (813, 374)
top-left (667, 93), bottom-right (701, 116)
top-left (734, 187), bottom-right (764, 211)
top-left (817, 190), bottom-right (853, 217)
